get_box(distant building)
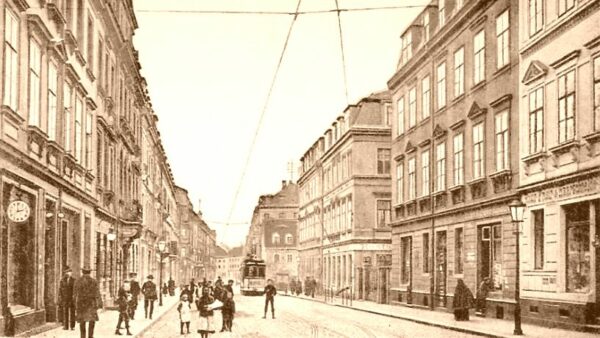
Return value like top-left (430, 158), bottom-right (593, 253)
top-left (297, 91), bottom-right (393, 302)
top-left (215, 245), bottom-right (229, 280)
top-left (244, 181), bottom-right (299, 287)
top-left (226, 246), bottom-right (244, 283)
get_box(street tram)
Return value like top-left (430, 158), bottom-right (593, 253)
top-left (239, 255), bottom-right (266, 295)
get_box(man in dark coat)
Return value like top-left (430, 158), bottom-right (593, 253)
top-left (141, 275), bottom-right (157, 319)
top-left (59, 266), bottom-right (76, 330)
top-left (189, 278), bottom-right (197, 303)
top-left (73, 265), bottom-right (102, 338)
top-left (310, 277), bottom-right (317, 298)
top-left (128, 273), bottom-right (141, 320)
top-left (168, 277), bottom-right (175, 296)
top-left (225, 279), bottom-right (234, 297)
top-left (453, 279), bottom-right (474, 321)
top-left (263, 279), bottom-right (277, 319)
top-left (304, 277), bottom-right (311, 296)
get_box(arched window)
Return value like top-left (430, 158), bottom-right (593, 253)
top-left (272, 232), bottom-right (280, 245)
top-left (285, 234), bottom-right (293, 244)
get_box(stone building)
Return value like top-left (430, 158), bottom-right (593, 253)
top-left (244, 181), bottom-right (299, 286)
top-left (517, 0), bottom-right (600, 328)
top-left (297, 92), bottom-right (393, 302)
top-left (387, 0), bottom-right (521, 316)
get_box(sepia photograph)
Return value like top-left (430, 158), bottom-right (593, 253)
top-left (0, 0), bottom-right (599, 337)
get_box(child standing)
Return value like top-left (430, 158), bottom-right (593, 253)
top-left (115, 282), bottom-right (132, 336)
top-left (177, 294), bottom-right (192, 335)
top-left (221, 292), bottom-right (235, 332)
top-left (197, 287), bottom-right (215, 338)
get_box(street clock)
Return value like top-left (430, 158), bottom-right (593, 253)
top-left (7, 200), bottom-right (31, 223)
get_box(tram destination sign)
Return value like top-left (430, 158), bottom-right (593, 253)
top-left (523, 174), bottom-right (600, 204)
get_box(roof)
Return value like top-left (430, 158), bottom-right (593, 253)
top-left (228, 246), bottom-right (244, 257)
top-left (214, 246), bottom-right (228, 257)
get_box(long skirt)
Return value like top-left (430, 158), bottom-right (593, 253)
top-left (454, 308), bottom-right (470, 321)
top-left (199, 315), bottom-right (213, 332)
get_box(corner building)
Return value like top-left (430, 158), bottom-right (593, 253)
top-left (298, 92), bottom-right (393, 302)
top-left (517, 0), bottom-right (600, 328)
top-left (388, 0), bottom-right (521, 318)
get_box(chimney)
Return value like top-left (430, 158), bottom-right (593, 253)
top-left (282, 180), bottom-right (287, 188)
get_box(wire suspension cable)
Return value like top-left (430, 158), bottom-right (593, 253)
top-left (224, 0), bottom-right (303, 231)
top-left (135, 5), bottom-right (427, 16)
top-left (334, 0), bottom-right (349, 105)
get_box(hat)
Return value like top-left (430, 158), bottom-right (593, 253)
top-left (64, 266), bottom-right (72, 273)
top-left (129, 272), bottom-right (137, 277)
top-left (81, 265), bottom-right (92, 274)
top-left (147, 274), bottom-right (154, 279)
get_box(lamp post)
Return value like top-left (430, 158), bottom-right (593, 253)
top-left (158, 240), bottom-right (166, 306)
top-left (508, 199), bottom-right (525, 336)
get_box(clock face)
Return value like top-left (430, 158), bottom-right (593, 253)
top-left (7, 200), bottom-right (31, 223)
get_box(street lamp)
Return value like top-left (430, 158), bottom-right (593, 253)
top-left (158, 240), bottom-right (167, 306)
top-left (107, 228), bottom-right (117, 242)
top-left (508, 199), bottom-right (525, 336)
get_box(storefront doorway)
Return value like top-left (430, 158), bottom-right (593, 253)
top-left (44, 199), bottom-right (57, 322)
top-left (478, 223), bottom-right (503, 291)
top-left (435, 231), bottom-right (447, 307)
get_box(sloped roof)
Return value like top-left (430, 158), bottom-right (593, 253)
top-left (214, 246), bottom-right (228, 257)
top-left (228, 246), bottom-right (244, 257)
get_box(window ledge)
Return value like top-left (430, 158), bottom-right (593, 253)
top-left (418, 116), bottom-right (431, 127)
top-left (86, 67), bottom-right (96, 82)
top-left (489, 169), bottom-right (511, 180)
top-left (583, 131), bottom-right (600, 144)
top-left (448, 184), bottom-right (465, 192)
top-left (452, 93), bottom-right (465, 104)
top-left (548, 140), bottom-right (579, 155)
top-left (471, 79), bottom-right (486, 92)
top-left (467, 177), bottom-right (486, 186)
top-left (494, 63), bottom-right (511, 78)
top-left (432, 190), bottom-right (446, 197)
top-left (416, 195), bottom-right (431, 202)
top-left (435, 106), bottom-right (447, 115)
top-left (522, 151), bottom-right (547, 164)
top-left (1, 105), bottom-right (24, 124)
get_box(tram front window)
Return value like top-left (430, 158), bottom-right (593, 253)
top-left (258, 267), bottom-right (265, 278)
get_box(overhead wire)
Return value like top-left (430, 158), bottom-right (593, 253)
top-left (134, 5), bottom-right (427, 16)
top-left (223, 0), bottom-right (303, 236)
top-left (334, 0), bottom-right (349, 105)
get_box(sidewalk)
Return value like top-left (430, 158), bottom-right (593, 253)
top-left (26, 292), bottom-right (180, 338)
top-left (282, 293), bottom-right (599, 338)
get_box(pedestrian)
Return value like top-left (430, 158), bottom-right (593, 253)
top-left (304, 277), bottom-right (311, 296)
top-left (310, 278), bottom-right (317, 298)
top-left (221, 291), bottom-right (235, 332)
top-left (475, 277), bottom-right (491, 315)
top-left (73, 265), bottom-right (102, 338)
top-left (189, 278), bottom-right (197, 303)
top-left (295, 280), bottom-right (302, 296)
top-left (197, 287), bottom-right (216, 338)
top-left (58, 266), bottom-right (76, 330)
top-left (225, 279), bottom-right (234, 297)
top-left (129, 273), bottom-right (141, 320)
top-left (168, 277), bottom-right (176, 296)
top-left (452, 279), bottom-right (474, 321)
top-left (115, 281), bottom-right (132, 336)
top-left (162, 282), bottom-right (169, 295)
top-left (177, 294), bottom-right (192, 335)
top-left (181, 285), bottom-right (192, 301)
top-left (263, 279), bottom-right (277, 319)
top-left (141, 274), bottom-right (158, 319)
top-left (289, 279), bottom-right (296, 296)
top-left (216, 276), bottom-right (223, 287)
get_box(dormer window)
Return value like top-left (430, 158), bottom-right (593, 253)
top-left (439, 0), bottom-right (446, 27)
top-left (402, 32), bottom-right (412, 64)
top-left (423, 14), bottom-right (430, 42)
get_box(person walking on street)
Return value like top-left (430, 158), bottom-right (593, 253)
top-left (452, 279), bottom-right (474, 321)
top-left (168, 277), bottom-right (176, 296)
top-left (289, 279), bottom-right (296, 296)
top-left (475, 277), bottom-right (491, 315)
top-left (295, 280), bottom-right (302, 296)
top-left (115, 281), bottom-right (132, 336)
top-left (73, 265), bottom-right (102, 338)
top-left (177, 294), bottom-right (192, 335)
top-left (141, 275), bottom-right (158, 319)
top-left (304, 277), bottom-right (311, 296)
top-left (128, 273), bottom-right (141, 320)
top-left (189, 278), bottom-right (197, 303)
top-left (263, 279), bottom-right (277, 319)
top-left (221, 291), bottom-right (235, 332)
top-left (58, 266), bottom-right (76, 330)
top-left (197, 287), bottom-right (216, 338)
top-left (310, 278), bottom-right (317, 298)
top-left (225, 279), bottom-right (234, 297)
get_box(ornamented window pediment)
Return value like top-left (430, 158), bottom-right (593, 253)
top-left (467, 102), bottom-right (487, 120)
top-left (405, 141), bottom-right (416, 153)
top-left (522, 60), bottom-right (548, 85)
top-left (432, 124), bottom-right (447, 139)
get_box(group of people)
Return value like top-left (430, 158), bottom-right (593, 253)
top-left (177, 277), bottom-right (236, 337)
top-left (58, 265), bottom-right (103, 338)
top-left (452, 277), bottom-right (492, 321)
top-left (289, 276), bottom-right (317, 298)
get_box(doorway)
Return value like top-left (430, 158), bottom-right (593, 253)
top-left (44, 199), bottom-right (57, 321)
top-left (435, 231), bottom-right (447, 307)
top-left (478, 224), bottom-right (503, 290)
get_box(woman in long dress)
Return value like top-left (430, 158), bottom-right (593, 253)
top-left (197, 287), bottom-right (215, 338)
top-left (453, 279), bottom-right (474, 321)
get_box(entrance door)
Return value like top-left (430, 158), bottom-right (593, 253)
top-left (379, 268), bottom-right (390, 304)
top-left (478, 224), bottom-right (503, 290)
top-left (436, 231), bottom-right (447, 307)
top-left (594, 200), bottom-right (600, 323)
top-left (44, 200), bottom-right (57, 321)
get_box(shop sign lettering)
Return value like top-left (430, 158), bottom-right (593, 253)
top-left (523, 175), bottom-right (600, 204)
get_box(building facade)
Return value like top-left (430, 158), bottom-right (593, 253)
top-left (517, 0), bottom-right (600, 328)
top-left (244, 181), bottom-right (299, 286)
top-left (298, 92), bottom-right (393, 302)
top-left (388, 0), bottom-right (521, 316)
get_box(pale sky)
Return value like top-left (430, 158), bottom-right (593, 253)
top-left (132, 0), bottom-right (427, 247)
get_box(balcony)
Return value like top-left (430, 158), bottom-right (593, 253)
top-left (120, 199), bottom-right (143, 223)
top-left (119, 116), bottom-right (140, 155)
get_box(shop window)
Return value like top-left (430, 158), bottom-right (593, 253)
top-left (479, 224), bottom-right (503, 290)
top-left (533, 210), bottom-right (544, 270)
top-left (401, 237), bottom-right (412, 284)
top-left (422, 233), bottom-right (430, 273)
top-left (455, 227), bottom-right (464, 274)
top-left (565, 203), bottom-right (590, 293)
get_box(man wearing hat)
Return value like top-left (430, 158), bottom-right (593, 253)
top-left (58, 266), bottom-right (76, 330)
top-left (73, 265), bottom-right (102, 338)
top-left (128, 273), bottom-right (141, 319)
top-left (141, 275), bottom-right (157, 319)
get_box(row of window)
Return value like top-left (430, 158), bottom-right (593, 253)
top-left (528, 0), bottom-right (577, 38)
top-left (396, 111), bottom-right (509, 204)
top-left (273, 253), bottom-right (294, 263)
top-left (323, 150), bottom-right (353, 191)
top-left (397, 10), bottom-right (510, 135)
top-left (323, 196), bottom-right (353, 236)
top-left (271, 232), bottom-right (294, 245)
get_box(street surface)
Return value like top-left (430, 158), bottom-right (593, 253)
top-left (141, 294), bottom-right (477, 338)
